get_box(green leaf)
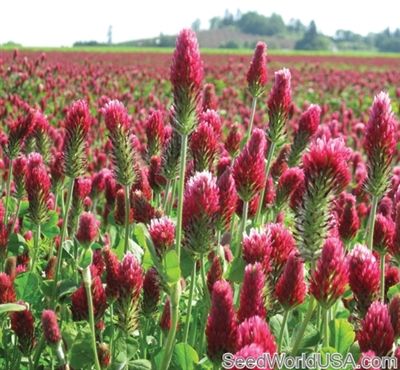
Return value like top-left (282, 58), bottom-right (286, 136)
top-left (69, 336), bottom-right (94, 369)
top-left (41, 210), bottom-right (60, 238)
top-left (7, 233), bottom-right (27, 255)
top-left (42, 225), bottom-right (60, 238)
top-left (388, 284), bottom-right (400, 300)
top-left (226, 257), bottom-right (245, 283)
top-left (0, 303), bottom-right (26, 314)
top-left (171, 343), bottom-right (199, 370)
top-left (320, 346), bottom-right (338, 370)
top-left (128, 359), bottom-right (152, 370)
top-left (79, 248), bottom-right (93, 269)
top-left (329, 319), bottom-right (355, 355)
top-left (163, 250), bottom-right (181, 285)
top-left (14, 272), bottom-right (40, 304)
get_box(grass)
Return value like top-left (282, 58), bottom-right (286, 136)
top-left (1, 45), bottom-right (399, 58)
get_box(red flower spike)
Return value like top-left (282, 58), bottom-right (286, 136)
top-left (238, 263), bottom-right (266, 322)
top-left (41, 310), bottom-right (61, 345)
top-left (233, 128), bottom-right (266, 202)
top-left (206, 280), bottom-right (238, 363)
top-left (357, 301), bottom-right (394, 356)
top-left (247, 42), bottom-right (268, 98)
top-left (275, 254), bottom-right (307, 309)
top-left (310, 237), bottom-right (349, 308)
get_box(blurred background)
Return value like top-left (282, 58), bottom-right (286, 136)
top-left (1, 0), bottom-right (400, 53)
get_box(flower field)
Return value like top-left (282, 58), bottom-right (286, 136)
top-left (1, 30), bottom-right (400, 370)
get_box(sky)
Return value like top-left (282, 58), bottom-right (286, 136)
top-left (1, 0), bottom-right (399, 47)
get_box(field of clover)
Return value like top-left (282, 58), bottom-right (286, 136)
top-left (1, 29), bottom-right (400, 370)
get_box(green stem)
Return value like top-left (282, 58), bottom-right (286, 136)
top-left (175, 134), bottom-right (188, 262)
top-left (235, 201), bottom-right (248, 259)
top-left (183, 262), bottom-right (197, 345)
top-left (254, 141), bottom-right (276, 225)
top-left (322, 307), bottom-right (329, 347)
top-left (83, 268), bottom-right (101, 370)
top-left (245, 97), bottom-right (257, 143)
top-left (200, 254), bottom-right (211, 306)
top-left (30, 223), bottom-right (41, 272)
top-left (366, 195), bottom-right (379, 250)
top-left (141, 319), bottom-right (149, 358)
top-left (10, 198), bottom-right (21, 233)
top-left (278, 309), bottom-right (289, 352)
top-left (159, 133), bottom-right (188, 370)
top-left (32, 335), bottom-right (45, 369)
top-left (159, 284), bottom-right (181, 370)
top-left (4, 160), bottom-right (13, 224)
top-left (166, 179), bottom-right (177, 216)
top-left (162, 179), bottom-right (171, 210)
top-left (291, 297), bottom-right (316, 355)
top-left (124, 184), bottom-right (131, 254)
top-left (51, 177), bottom-right (75, 308)
top-left (380, 252), bottom-right (386, 302)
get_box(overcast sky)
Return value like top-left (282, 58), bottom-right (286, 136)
top-left (1, 0), bottom-right (399, 46)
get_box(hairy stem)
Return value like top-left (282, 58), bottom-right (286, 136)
top-left (278, 309), bottom-right (289, 352)
top-left (291, 297), bottom-right (316, 355)
top-left (366, 195), bottom-right (379, 250)
top-left (235, 200), bottom-right (249, 259)
top-left (83, 268), bottom-right (101, 370)
top-left (245, 97), bottom-right (257, 143)
top-left (183, 262), bottom-right (197, 345)
top-left (30, 223), bottom-right (41, 272)
top-left (4, 160), bottom-right (13, 224)
top-left (380, 252), bottom-right (386, 302)
top-left (51, 178), bottom-right (75, 308)
top-left (124, 184), bottom-right (131, 254)
top-left (254, 142), bottom-right (276, 225)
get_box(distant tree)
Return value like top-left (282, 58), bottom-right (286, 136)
top-left (295, 21), bottom-right (331, 50)
top-left (209, 16), bottom-right (222, 30)
top-left (222, 9), bottom-right (235, 27)
top-left (237, 11), bottom-right (285, 36)
top-left (192, 19), bottom-right (201, 32)
top-left (287, 19), bottom-right (306, 34)
top-left (220, 40), bottom-right (239, 49)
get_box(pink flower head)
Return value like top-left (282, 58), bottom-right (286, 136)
top-left (10, 302), bottom-right (35, 354)
top-left (266, 223), bottom-right (296, 272)
top-left (357, 301), bottom-right (394, 356)
top-left (357, 351), bottom-right (381, 370)
top-left (0, 272), bottom-right (16, 303)
top-left (267, 68), bottom-right (292, 121)
top-left (275, 167), bottom-right (304, 207)
top-left (65, 99), bottom-right (91, 137)
top-left (247, 42), bottom-right (268, 98)
top-left (202, 83), bottom-right (218, 111)
top-left (233, 344), bottom-right (269, 370)
top-left (170, 28), bottom-right (203, 97)
top-left (114, 188), bottom-right (133, 226)
top-left (145, 110), bottom-right (165, 157)
top-left (119, 252), bottom-right (143, 301)
top-left (225, 124), bottom-right (243, 157)
top-left (275, 254), bottom-right (307, 309)
top-left (26, 153), bottom-right (51, 224)
top-left (237, 315), bottom-right (276, 354)
top-left (130, 190), bottom-right (156, 224)
top-left (71, 275), bottom-right (107, 321)
top-left (207, 255), bottom-right (223, 294)
top-left (101, 99), bottom-right (130, 133)
top-left (199, 109), bottom-right (222, 137)
top-left (216, 167), bottom-right (238, 230)
top-left (334, 192), bottom-right (360, 241)
top-left (365, 92), bottom-right (397, 196)
top-left (233, 128), bottom-right (266, 202)
top-left (242, 228), bottom-right (272, 271)
top-left (310, 237), bottom-right (349, 308)
top-left (149, 216), bottom-right (176, 257)
top-left (73, 177), bottom-right (92, 200)
top-left (41, 310), bottom-right (61, 344)
top-left (143, 267), bottom-right (161, 315)
top-left (238, 263), bottom-right (266, 322)
top-left (183, 171), bottom-right (220, 255)
top-left (13, 155), bottom-right (27, 198)
top-left (190, 121), bottom-right (218, 171)
top-left (297, 104), bottom-right (321, 138)
top-left (303, 137), bottom-right (351, 195)
top-left (373, 214), bottom-right (394, 254)
top-left (206, 280), bottom-right (238, 362)
top-left (103, 247), bottom-right (121, 300)
top-left (389, 294), bottom-right (400, 338)
top-left (160, 298), bottom-right (172, 332)
top-left (76, 212), bottom-right (100, 245)
top-left (348, 244), bottom-right (380, 312)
